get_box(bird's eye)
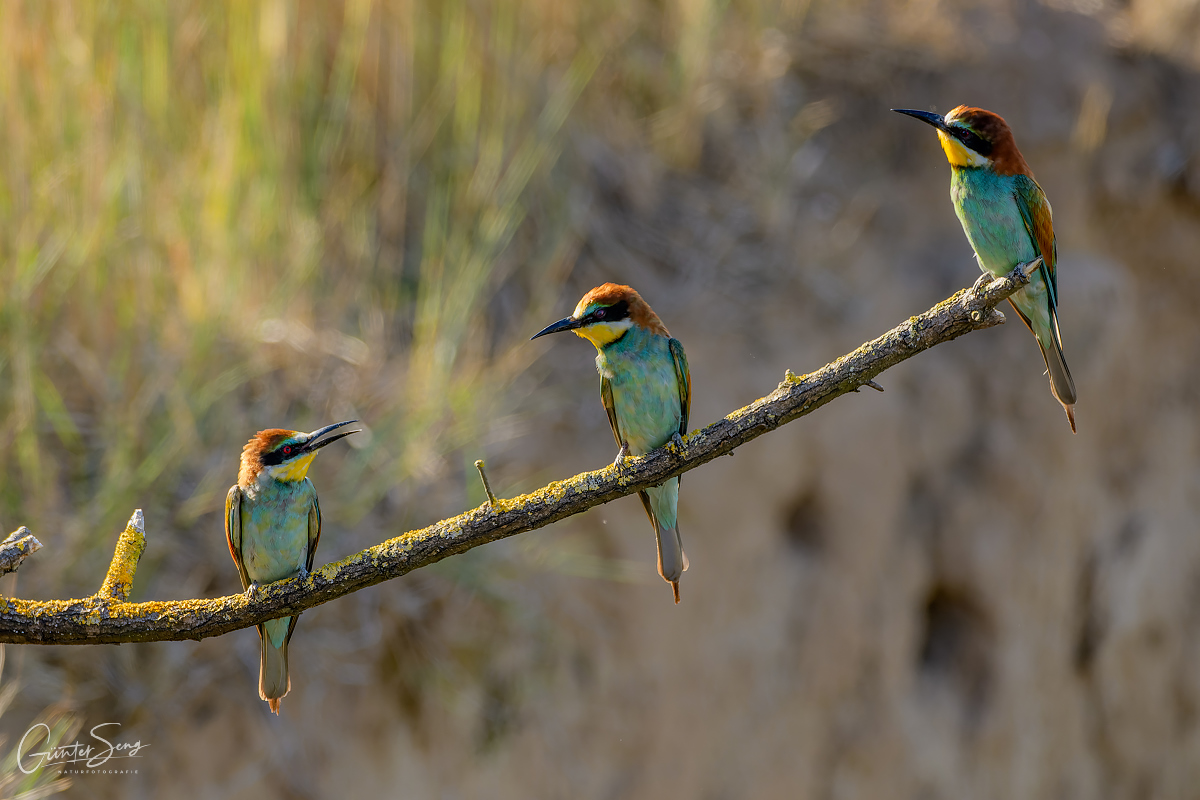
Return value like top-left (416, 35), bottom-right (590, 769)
top-left (594, 309), bottom-right (606, 319)
top-left (283, 445), bottom-right (292, 455)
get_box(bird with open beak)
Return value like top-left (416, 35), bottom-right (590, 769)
top-left (225, 420), bottom-right (360, 713)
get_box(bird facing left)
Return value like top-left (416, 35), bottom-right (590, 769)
top-left (225, 419), bottom-right (361, 714)
top-left (532, 283), bottom-right (692, 603)
top-left (893, 104), bottom-right (1077, 432)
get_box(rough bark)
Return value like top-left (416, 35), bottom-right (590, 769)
top-left (0, 528), bottom-right (43, 577)
top-left (0, 267), bottom-right (1029, 645)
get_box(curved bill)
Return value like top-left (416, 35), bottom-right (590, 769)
top-left (892, 108), bottom-right (949, 132)
top-left (530, 316), bottom-right (583, 341)
top-left (302, 420), bottom-right (361, 453)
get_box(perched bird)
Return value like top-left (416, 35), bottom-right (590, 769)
top-left (532, 283), bottom-right (692, 603)
top-left (225, 420), bottom-right (360, 713)
top-left (894, 105), bottom-right (1077, 432)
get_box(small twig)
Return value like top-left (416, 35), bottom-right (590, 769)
top-left (0, 528), bottom-right (43, 577)
top-left (474, 460), bottom-right (498, 509)
top-left (851, 379), bottom-right (886, 393)
top-left (97, 510), bottom-right (146, 603)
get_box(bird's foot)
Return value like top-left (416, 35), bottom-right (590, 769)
top-left (670, 432), bottom-right (685, 455)
top-left (298, 565), bottom-right (310, 582)
top-left (1003, 259), bottom-right (1036, 287)
top-left (612, 442), bottom-right (629, 469)
top-left (244, 581), bottom-right (260, 601)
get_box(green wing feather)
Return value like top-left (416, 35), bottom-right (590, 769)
top-left (600, 375), bottom-right (623, 450)
top-left (1012, 173), bottom-right (1058, 304)
top-left (225, 485), bottom-right (251, 591)
top-left (1012, 172), bottom-right (1077, 428)
top-left (602, 373), bottom-right (660, 531)
top-left (669, 338), bottom-right (690, 438)
top-left (306, 480), bottom-right (321, 574)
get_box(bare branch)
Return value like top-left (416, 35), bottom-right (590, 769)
top-left (475, 460), bottom-right (498, 509)
top-left (0, 528), bottom-right (43, 577)
top-left (0, 267), bottom-right (1029, 645)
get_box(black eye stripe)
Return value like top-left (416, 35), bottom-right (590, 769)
top-left (955, 127), bottom-right (992, 157)
top-left (589, 300), bottom-right (629, 323)
top-left (261, 443), bottom-right (299, 466)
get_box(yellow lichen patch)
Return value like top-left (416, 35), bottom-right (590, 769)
top-left (116, 599), bottom-right (176, 618)
top-left (536, 480), bottom-right (571, 504)
top-left (316, 561), bottom-right (345, 580)
top-left (98, 512), bottom-right (147, 603)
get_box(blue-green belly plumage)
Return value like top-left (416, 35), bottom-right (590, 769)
top-left (951, 168), bottom-right (1053, 333)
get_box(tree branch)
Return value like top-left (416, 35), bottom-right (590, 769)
top-left (0, 266), bottom-right (1030, 645)
top-left (0, 527), bottom-right (43, 577)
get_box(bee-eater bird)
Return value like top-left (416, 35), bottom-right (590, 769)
top-left (893, 105), bottom-right (1077, 432)
top-left (225, 420), bottom-right (360, 713)
top-left (532, 284), bottom-right (692, 603)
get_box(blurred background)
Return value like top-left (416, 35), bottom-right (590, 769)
top-left (0, 0), bottom-right (1199, 797)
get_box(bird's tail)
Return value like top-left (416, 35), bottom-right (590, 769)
top-left (258, 618), bottom-right (293, 714)
top-left (656, 523), bottom-right (689, 605)
top-left (641, 480), bottom-right (688, 604)
top-left (1036, 310), bottom-right (1077, 433)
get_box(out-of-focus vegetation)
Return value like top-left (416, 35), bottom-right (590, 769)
top-left (0, 648), bottom-right (76, 799)
top-left (0, 0), bottom-right (605, 591)
top-left (0, 0), bottom-right (851, 590)
top-left (2, 0), bottom-right (1187, 588)
top-left (0, 0), bottom-right (863, 594)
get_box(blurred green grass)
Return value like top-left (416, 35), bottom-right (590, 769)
top-left (1, 0), bottom-right (1198, 794)
top-left (0, 0), bottom-right (837, 594)
top-left (0, 0), bottom-right (1186, 591)
top-left (0, 0), bottom-right (613, 587)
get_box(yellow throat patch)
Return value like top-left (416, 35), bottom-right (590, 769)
top-left (936, 129), bottom-right (990, 168)
top-left (573, 319), bottom-right (632, 349)
top-left (270, 452), bottom-right (316, 482)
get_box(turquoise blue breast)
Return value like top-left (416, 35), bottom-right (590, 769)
top-left (238, 477), bottom-right (314, 584)
top-left (950, 168), bottom-right (1037, 276)
top-left (596, 327), bottom-right (682, 456)
top-left (950, 167), bottom-right (1053, 333)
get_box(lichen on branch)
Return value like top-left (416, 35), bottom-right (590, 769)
top-left (98, 510), bottom-right (146, 603)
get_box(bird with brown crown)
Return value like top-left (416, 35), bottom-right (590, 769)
top-left (894, 104), bottom-right (1077, 432)
top-left (225, 420), bottom-right (360, 713)
top-left (532, 283), bottom-right (692, 603)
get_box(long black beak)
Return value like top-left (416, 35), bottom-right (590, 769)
top-left (530, 316), bottom-right (583, 341)
top-left (892, 108), bottom-right (950, 133)
top-left (302, 419), bottom-right (361, 453)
